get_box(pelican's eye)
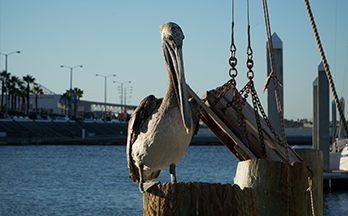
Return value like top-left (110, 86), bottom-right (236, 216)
top-left (169, 36), bottom-right (174, 41)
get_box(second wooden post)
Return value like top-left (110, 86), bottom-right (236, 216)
top-left (234, 159), bottom-right (308, 216)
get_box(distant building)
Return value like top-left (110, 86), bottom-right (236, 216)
top-left (29, 94), bottom-right (137, 116)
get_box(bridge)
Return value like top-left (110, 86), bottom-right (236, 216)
top-left (78, 100), bottom-right (137, 114)
top-left (1, 81), bottom-right (140, 115)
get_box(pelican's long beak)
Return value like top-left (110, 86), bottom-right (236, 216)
top-left (162, 37), bottom-right (191, 134)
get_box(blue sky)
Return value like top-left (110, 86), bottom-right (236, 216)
top-left (1, 0), bottom-right (347, 120)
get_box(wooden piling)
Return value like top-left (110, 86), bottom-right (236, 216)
top-left (295, 149), bottom-right (323, 216)
top-left (266, 32), bottom-right (283, 136)
top-left (143, 182), bottom-right (259, 216)
top-left (318, 61), bottom-right (330, 172)
top-left (234, 159), bottom-right (307, 216)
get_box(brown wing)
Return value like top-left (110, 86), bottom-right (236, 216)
top-left (189, 97), bottom-right (201, 141)
top-left (126, 95), bottom-right (159, 183)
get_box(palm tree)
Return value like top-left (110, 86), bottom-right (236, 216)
top-left (8, 75), bottom-right (19, 111)
top-left (23, 75), bottom-right (36, 114)
top-left (0, 71), bottom-right (10, 111)
top-left (31, 84), bottom-right (43, 114)
top-left (59, 90), bottom-right (71, 114)
top-left (19, 85), bottom-right (26, 112)
top-left (15, 88), bottom-right (22, 111)
top-left (11, 76), bottom-right (24, 111)
top-left (73, 87), bottom-right (83, 118)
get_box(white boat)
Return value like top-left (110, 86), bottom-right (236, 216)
top-left (330, 138), bottom-right (348, 171)
top-left (339, 143), bottom-right (348, 171)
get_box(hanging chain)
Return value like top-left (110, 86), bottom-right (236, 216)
top-left (246, 0), bottom-right (254, 81)
top-left (210, 0), bottom-right (238, 108)
top-left (211, 0), bottom-right (285, 156)
top-left (245, 0), bottom-right (266, 156)
top-left (249, 81), bottom-right (266, 157)
top-left (229, 0), bottom-right (238, 80)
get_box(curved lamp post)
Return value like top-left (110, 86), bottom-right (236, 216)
top-left (60, 65), bottom-right (83, 119)
top-left (123, 86), bottom-right (133, 113)
top-left (96, 74), bottom-right (116, 121)
top-left (113, 81), bottom-right (131, 112)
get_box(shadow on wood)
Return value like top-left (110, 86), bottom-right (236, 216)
top-left (143, 182), bottom-right (259, 216)
top-left (234, 159), bottom-right (308, 216)
top-left (186, 85), bottom-right (302, 163)
top-left (295, 149), bottom-right (323, 216)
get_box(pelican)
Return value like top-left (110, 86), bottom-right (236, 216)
top-left (127, 22), bottom-right (200, 193)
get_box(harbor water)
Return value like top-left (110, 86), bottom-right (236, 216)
top-left (1, 145), bottom-right (347, 215)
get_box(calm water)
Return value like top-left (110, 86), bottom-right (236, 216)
top-left (0, 145), bottom-right (347, 215)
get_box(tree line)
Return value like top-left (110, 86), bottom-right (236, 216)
top-left (59, 88), bottom-right (84, 118)
top-left (0, 71), bottom-right (39, 115)
top-left (0, 71), bottom-right (83, 117)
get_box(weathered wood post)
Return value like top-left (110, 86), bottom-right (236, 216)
top-left (332, 100), bottom-right (337, 146)
top-left (295, 149), bottom-right (323, 216)
top-left (143, 182), bottom-right (259, 216)
top-left (313, 77), bottom-right (318, 149)
top-left (317, 61), bottom-right (330, 173)
top-left (234, 159), bottom-right (307, 216)
top-left (266, 32), bottom-right (283, 135)
top-left (338, 97), bottom-right (345, 138)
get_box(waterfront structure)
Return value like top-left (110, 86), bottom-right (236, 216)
top-left (338, 97), bottom-right (345, 138)
top-left (332, 99), bottom-right (337, 144)
top-left (316, 61), bottom-right (330, 172)
top-left (266, 32), bottom-right (283, 136)
top-left (28, 94), bottom-right (136, 117)
top-left (312, 77), bottom-right (318, 149)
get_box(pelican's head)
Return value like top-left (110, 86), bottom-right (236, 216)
top-left (160, 22), bottom-right (191, 134)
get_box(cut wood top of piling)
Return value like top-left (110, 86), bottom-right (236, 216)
top-left (266, 32), bottom-right (282, 49)
top-left (313, 77), bottom-right (318, 86)
top-left (318, 61), bottom-right (330, 71)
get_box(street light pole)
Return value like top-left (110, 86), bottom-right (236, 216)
top-left (124, 86), bottom-right (133, 113)
top-left (0, 51), bottom-right (20, 117)
top-left (113, 81), bottom-right (131, 112)
top-left (60, 65), bottom-right (83, 119)
top-left (96, 74), bottom-right (116, 121)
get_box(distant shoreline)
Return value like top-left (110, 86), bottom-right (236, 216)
top-left (0, 120), bottom-right (315, 146)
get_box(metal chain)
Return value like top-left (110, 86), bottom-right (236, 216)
top-left (248, 81), bottom-right (267, 157)
top-left (244, 0), bottom-right (264, 154)
top-left (210, 80), bottom-right (232, 107)
top-left (256, 92), bottom-right (283, 145)
top-left (211, 0), bottom-right (238, 108)
top-left (231, 86), bottom-right (250, 149)
top-left (246, 0), bottom-right (254, 81)
top-left (229, 0), bottom-right (238, 80)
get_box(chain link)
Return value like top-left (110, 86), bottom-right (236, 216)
top-left (249, 81), bottom-right (266, 156)
top-left (230, 86), bottom-right (250, 149)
